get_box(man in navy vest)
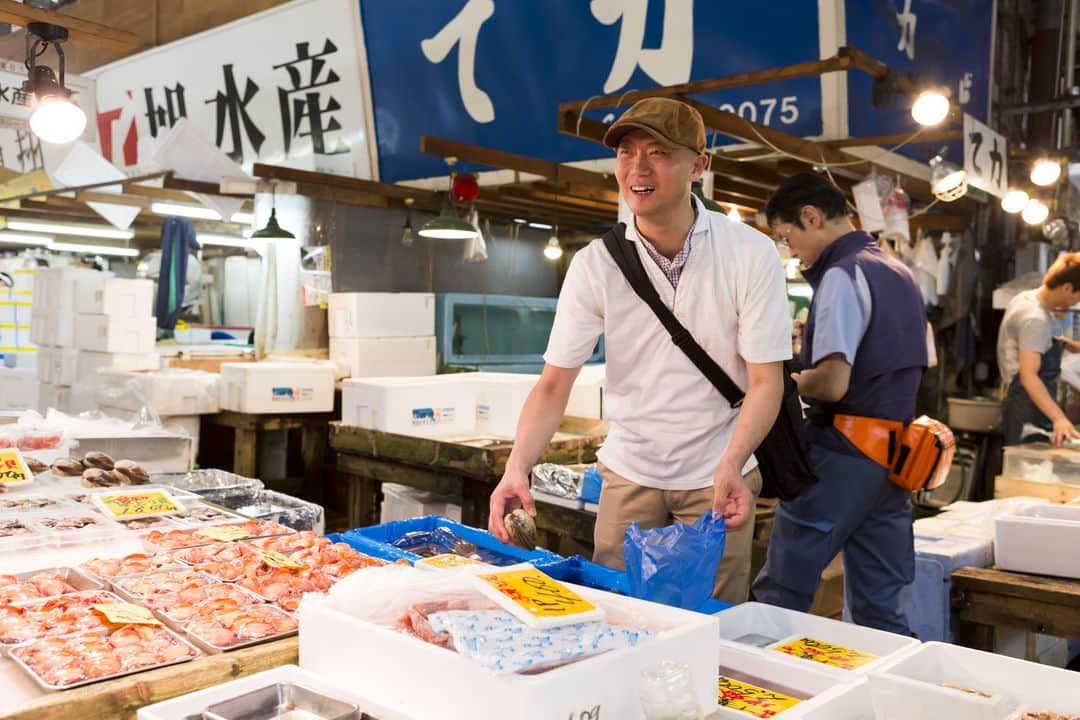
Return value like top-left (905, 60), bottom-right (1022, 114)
top-left (752, 173), bottom-right (928, 634)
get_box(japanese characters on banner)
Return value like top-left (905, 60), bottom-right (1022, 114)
top-left (0, 59), bottom-right (96, 175)
top-left (963, 113), bottom-right (1008, 198)
top-left (87, 0), bottom-right (375, 179)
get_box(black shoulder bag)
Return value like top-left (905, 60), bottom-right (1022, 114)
top-left (601, 223), bottom-right (817, 500)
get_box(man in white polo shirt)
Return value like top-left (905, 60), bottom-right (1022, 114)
top-left (488, 98), bottom-right (792, 602)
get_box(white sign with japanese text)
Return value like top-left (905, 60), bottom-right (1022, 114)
top-left (87, 0), bottom-right (375, 179)
top-left (963, 113), bottom-right (1007, 199)
top-left (0, 59), bottom-right (97, 176)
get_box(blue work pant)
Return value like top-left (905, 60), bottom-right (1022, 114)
top-left (752, 443), bottom-right (915, 635)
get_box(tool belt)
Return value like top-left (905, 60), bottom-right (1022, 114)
top-left (833, 414), bottom-right (956, 492)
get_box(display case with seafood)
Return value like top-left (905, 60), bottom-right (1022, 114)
top-left (184, 603), bottom-right (298, 653)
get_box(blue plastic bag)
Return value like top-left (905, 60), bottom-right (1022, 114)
top-left (580, 466), bottom-right (602, 504)
top-left (623, 511), bottom-right (727, 611)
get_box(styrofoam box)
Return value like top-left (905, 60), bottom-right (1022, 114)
top-left (30, 310), bottom-right (77, 348)
top-left (714, 643), bottom-right (855, 719)
top-left (0, 368), bottom-right (37, 410)
top-left (220, 361), bottom-right (335, 414)
top-left (996, 503), bottom-right (1080, 579)
top-left (75, 276), bottom-right (154, 319)
top-left (900, 534), bottom-right (993, 643)
top-left (75, 314), bottom-right (156, 353)
top-left (867, 641), bottom-right (1080, 719)
top-left (299, 585), bottom-right (719, 720)
top-left (330, 336), bottom-right (437, 379)
top-left (342, 376), bottom-right (477, 437)
top-left (328, 292), bottom-right (434, 338)
top-left (798, 678), bottom-right (875, 720)
top-left (566, 375), bottom-right (603, 419)
top-left (380, 482), bottom-right (462, 523)
top-left (74, 433), bottom-right (194, 473)
top-left (95, 368), bottom-right (220, 415)
top-left (473, 373), bottom-right (536, 438)
top-left (41, 346), bottom-right (78, 386)
top-left (32, 266), bottom-right (98, 315)
top-left (76, 350), bottom-right (160, 385)
top-left (714, 602), bottom-right (919, 679)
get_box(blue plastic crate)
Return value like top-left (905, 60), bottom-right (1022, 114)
top-left (336, 515), bottom-right (563, 566)
top-left (534, 555), bottom-right (630, 595)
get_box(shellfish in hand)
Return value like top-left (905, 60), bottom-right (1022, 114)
top-left (503, 509), bottom-right (537, 550)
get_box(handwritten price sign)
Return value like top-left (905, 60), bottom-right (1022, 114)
top-left (93, 603), bottom-right (162, 626)
top-left (0, 449), bottom-right (32, 486)
top-left (415, 554), bottom-right (489, 570)
top-left (771, 637), bottom-right (878, 671)
top-left (194, 525), bottom-right (252, 542)
top-left (95, 489), bottom-right (181, 519)
top-left (252, 548), bottom-right (306, 570)
top-left (717, 675), bottom-right (801, 718)
top-left (473, 567), bottom-right (603, 628)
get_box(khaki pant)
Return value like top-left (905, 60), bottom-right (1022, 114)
top-left (593, 463), bottom-right (761, 605)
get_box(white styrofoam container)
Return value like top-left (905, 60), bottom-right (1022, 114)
top-left (75, 276), bottom-right (154, 319)
top-left (328, 292), bottom-right (434, 338)
top-left (379, 482), bottom-right (463, 523)
top-left (473, 373), bottom-right (536, 438)
top-left (32, 266), bottom-right (98, 315)
top-left (566, 374), bottom-right (603, 419)
top-left (75, 314), bottom-right (156, 353)
top-left (0, 367), bottom-right (37, 410)
top-left (299, 585), bottom-right (719, 720)
top-left (867, 641), bottom-right (1080, 719)
top-left (76, 350), bottom-right (160, 385)
top-left (220, 362), bottom-right (335, 414)
top-left (74, 433), bottom-right (194, 473)
top-left (798, 678), bottom-right (875, 720)
top-left (30, 309), bottom-right (77, 348)
top-left (714, 602), bottom-right (920, 679)
top-left (898, 534), bottom-right (994, 643)
top-left (330, 336), bottom-right (437, 378)
top-left (342, 376), bottom-right (477, 437)
top-left (996, 503), bottom-right (1080, 579)
top-left (714, 643), bottom-right (853, 719)
top-left (95, 368), bottom-right (220, 415)
top-left (43, 346), bottom-right (79, 387)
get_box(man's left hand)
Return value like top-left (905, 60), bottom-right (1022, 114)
top-left (712, 460), bottom-right (753, 530)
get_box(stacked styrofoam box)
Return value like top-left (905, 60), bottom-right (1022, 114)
top-left (74, 275), bottom-right (156, 353)
top-left (379, 482), bottom-right (462, 523)
top-left (0, 367), bottom-right (37, 410)
top-left (342, 376), bottom-right (476, 437)
top-left (0, 263), bottom-right (36, 372)
top-left (219, 361), bottom-right (336, 413)
top-left (567, 363), bottom-right (605, 419)
top-left (328, 293), bottom-right (436, 379)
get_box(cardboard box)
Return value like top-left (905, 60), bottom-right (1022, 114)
top-left (330, 336), bottom-right (437, 378)
top-left (75, 314), bottom-right (156, 353)
top-left (328, 292), bottom-right (434, 338)
top-left (75, 276), bottom-right (154, 319)
top-left (220, 361), bottom-right (335, 414)
top-left (342, 376), bottom-right (476, 437)
top-left (95, 368), bottom-right (220, 415)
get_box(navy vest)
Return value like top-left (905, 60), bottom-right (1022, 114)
top-left (801, 231), bottom-right (928, 455)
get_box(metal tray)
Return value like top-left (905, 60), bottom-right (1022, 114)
top-left (150, 583), bottom-right (267, 631)
top-left (203, 682), bottom-right (359, 720)
top-left (112, 569), bottom-right (220, 605)
top-left (78, 554), bottom-right (188, 588)
top-left (183, 605), bottom-right (298, 654)
top-left (153, 469), bottom-right (264, 495)
top-left (9, 625), bottom-right (201, 691)
top-left (5, 566), bottom-right (104, 606)
top-left (0, 589), bottom-right (128, 652)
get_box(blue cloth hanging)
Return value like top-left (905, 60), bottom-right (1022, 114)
top-left (155, 216), bottom-right (200, 331)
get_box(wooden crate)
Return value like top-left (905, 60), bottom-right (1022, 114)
top-left (994, 475), bottom-right (1080, 504)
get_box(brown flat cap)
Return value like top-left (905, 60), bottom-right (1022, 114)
top-left (602, 98), bottom-right (706, 154)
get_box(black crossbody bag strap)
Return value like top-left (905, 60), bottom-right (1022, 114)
top-left (601, 223), bottom-right (746, 408)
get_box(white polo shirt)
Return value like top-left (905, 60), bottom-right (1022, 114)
top-left (543, 196), bottom-right (792, 491)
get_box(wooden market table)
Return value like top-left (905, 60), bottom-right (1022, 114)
top-left (330, 417), bottom-right (608, 555)
top-left (0, 637), bottom-right (297, 720)
top-left (951, 566), bottom-right (1080, 651)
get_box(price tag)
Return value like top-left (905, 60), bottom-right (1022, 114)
top-left (194, 525), bottom-right (252, 542)
top-left (0, 449), bottom-right (32, 486)
top-left (770, 636), bottom-right (878, 671)
top-left (472, 566), bottom-right (604, 629)
top-left (251, 548), bottom-right (306, 570)
top-left (92, 603), bottom-right (162, 626)
top-left (94, 489), bottom-right (181, 519)
top-left (717, 676), bottom-right (801, 718)
top-left (415, 554), bottom-right (490, 570)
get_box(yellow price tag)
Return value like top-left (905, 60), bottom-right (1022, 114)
top-left (194, 525), bottom-right (252, 542)
top-left (473, 567), bottom-right (602, 628)
top-left (252, 548), bottom-right (306, 570)
top-left (771, 637), bottom-right (878, 671)
top-left (0, 449), bottom-right (32, 486)
top-left (92, 603), bottom-right (162, 626)
top-left (96, 490), bottom-right (181, 519)
top-left (718, 675), bottom-right (802, 718)
top-left (415, 554), bottom-right (489, 570)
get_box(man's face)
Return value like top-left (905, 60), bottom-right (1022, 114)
top-left (772, 206), bottom-right (827, 267)
top-left (614, 130), bottom-right (705, 221)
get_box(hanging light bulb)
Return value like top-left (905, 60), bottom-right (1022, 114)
top-left (1022, 199), bottom-right (1049, 225)
top-left (929, 154), bottom-right (967, 202)
top-left (419, 194), bottom-right (479, 239)
top-left (1000, 189), bottom-right (1030, 214)
top-left (1030, 158), bottom-right (1062, 186)
top-left (727, 204), bottom-right (742, 222)
top-left (911, 90), bottom-right (950, 127)
top-left (544, 234), bottom-right (563, 261)
top-left (23, 23), bottom-right (86, 145)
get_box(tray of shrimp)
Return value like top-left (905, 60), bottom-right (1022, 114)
top-left (173, 540), bottom-right (252, 567)
top-left (288, 541), bottom-right (388, 580)
top-left (0, 590), bottom-right (127, 649)
top-left (79, 553), bottom-right (187, 585)
top-left (143, 520), bottom-right (295, 552)
top-left (144, 582), bottom-right (267, 629)
top-left (245, 530), bottom-right (330, 555)
top-left (112, 568), bottom-right (218, 604)
top-left (236, 556), bottom-right (334, 609)
top-left (0, 568), bottom-right (103, 606)
top-left (10, 623), bottom-right (200, 690)
top-left (182, 601), bottom-right (298, 653)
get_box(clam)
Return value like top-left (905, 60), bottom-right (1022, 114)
top-left (112, 460), bottom-right (149, 485)
top-left (81, 468), bottom-right (120, 488)
top-left (82, 451), bottom-right (115, 471)
top-left (25, 458), bottom-right (48, 475)
top-left (503, 509), bottom-right (537, 550)
top-left (51, 458), bottom-right (85, 477)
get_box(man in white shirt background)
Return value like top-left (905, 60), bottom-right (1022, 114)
top-left (488, 98), bottom-right (792, 603)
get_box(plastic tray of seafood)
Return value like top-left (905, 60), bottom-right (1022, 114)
top-left (183, 603), bottom-right (298, 654)
top-left (143, 520), bottom-right (295, 552)
top-left (146, 583), bottom-right (267, 630)
top-left (10, 624), bottom-right (201, 691)
top-left (153, 468), bottom-right (264, 495)
top-left (174, 540), bottom-right (253, 569)
top-left (0, 590), bottom-right (128, 650)
top-left (27, 511), bottom-right (121, 546)
top-left (79, 553), bottom-right (188, 585)
top-left (0, 515), bottom-right (51, 552)
top-left (112, 568), bottom-right (219, 605)
top-left (115, 515), bottom-right (187, 535)
top-left (170, 501), bottom-right (244, 527)
top-left (0, 493), bottom-right (76, 513)
top-left (1, 568), bottom-right (103, 605)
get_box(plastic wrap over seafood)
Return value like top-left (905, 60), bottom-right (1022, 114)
top-left (185, 603), bottom-right (298, 650)
top-left (247, 531), bottom-right (330, 555)
top-left (114, 569), bottom-right (216, 601)
top-left (0, 573), bottom-right (78, 604)
top-left (146, 584), bottom-right (265, 624)
top-left (80, 553), bottom-right (184, 580)
top-left (0, 590), bottom-right (120, 645)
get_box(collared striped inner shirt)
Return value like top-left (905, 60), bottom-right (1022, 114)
top-left (638, 216), bottom-right (696, 288)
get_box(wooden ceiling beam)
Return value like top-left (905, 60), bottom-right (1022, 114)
top-left (479, 193), bottom-right (611, 224)
top-left (162, 176), bottom-right (252, 198)
top-left (0, 0), bottom-right (141, 50)
top-left (531, 181), bottom-right (621, 205)
top-left (253, 163), bottom-right (442, 205)
top-left (706, 154), bottom-right (785, 189)
top-left (75, 190), bottom-right (150, 209)
top-left (122, 183), bottom-right (197, 203)
top-left (824, 127), bottom-right (962, 149)
top-left (501, 187), bottom-right (617, 214)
